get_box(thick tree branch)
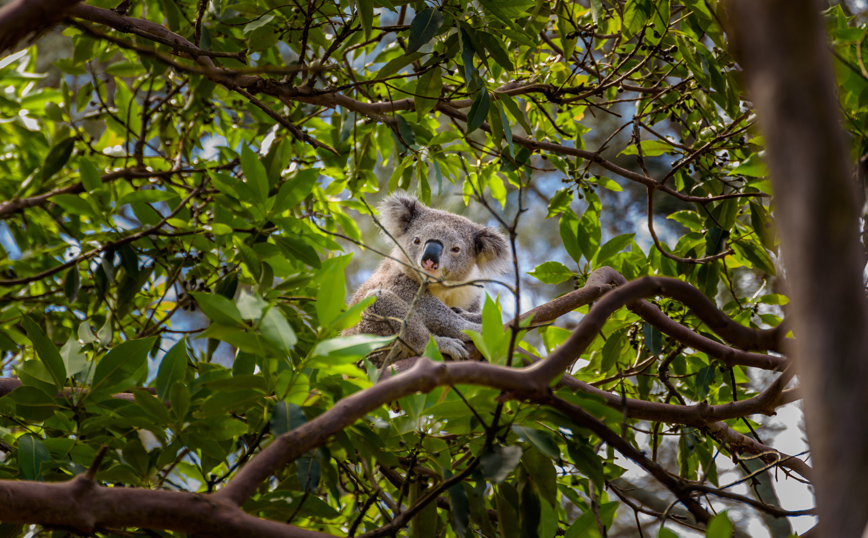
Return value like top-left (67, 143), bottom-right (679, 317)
top-left (218, 273), bottom-right (794, 507)
top-left (0, 475), bottom-right (332, 538)
top-left (0, 0), bottom-right (83, 52)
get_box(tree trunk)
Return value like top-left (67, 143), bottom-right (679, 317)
top-left (730, 1), bottom-right (868, 535)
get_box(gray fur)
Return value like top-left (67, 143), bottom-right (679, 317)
top-left (343, 192), bottom-right (510, 363)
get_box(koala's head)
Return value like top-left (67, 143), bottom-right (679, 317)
top-left (378, 192), bottom-right (510, 281)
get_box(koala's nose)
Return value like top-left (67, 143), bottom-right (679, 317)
top-left (421, 240), bottom-right (443, 271)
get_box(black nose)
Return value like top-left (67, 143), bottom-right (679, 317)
top-left (421, 240), bottom-right (443, 270)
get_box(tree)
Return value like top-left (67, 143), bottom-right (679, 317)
top-left (0, 0), bottom-right (863, 536)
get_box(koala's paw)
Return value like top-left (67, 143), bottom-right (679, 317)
top-left (434, 336), bottom-right (470, 361)
top-left (451, 307), bottom-right (483, 324)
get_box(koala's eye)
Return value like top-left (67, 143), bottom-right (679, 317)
top-left (451, 246), bottom-right (461, 253)
top-left (413, 237), bottom-right (421, 245)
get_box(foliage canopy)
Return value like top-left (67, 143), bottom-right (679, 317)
top-left (1, 0), bottom-right (865, 536)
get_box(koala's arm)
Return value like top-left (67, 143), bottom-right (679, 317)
top-left (451, 306), bottom-right (483, 324)
top-left (416, 295), bottom-right (481, 341)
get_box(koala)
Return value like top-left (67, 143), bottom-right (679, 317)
top-left (343, 192), bottom-right (511, 364)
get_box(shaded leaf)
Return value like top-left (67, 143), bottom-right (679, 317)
top-left (21, 316), bottom-right (66, 392)
top-left (156, 339), bottom-right (188, 402)
top-left (408, 9), bottom-right (444, 53)
top-left (481, 445), bottom-right (523, 483)
top-left (18, 436), bottom-right (50, 481)
top-left (466, 90), bottom-right (491, 135)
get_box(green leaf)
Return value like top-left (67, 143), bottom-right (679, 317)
top-left (170, 382), bottom-right (190, 422)
top-left (732, 241), bottom-right (776, 275)
top-left (328, 295), bottom-right (376, 332)
top-left (600, 329), bottom-right (627, 374)
top-left (595, 176), bottom-right (623, 192)
top-left (18, 435), bottom-right (50, 481)
top-left (260, 307), bottom-right (297, 353)
top-left (500, 94), bottom-right (532, 134)
top-left (577, 207), bottom-right (601, 261)
top-left (668, 210), bottom-right (704, 231)
top-left (117, 190), bottom-right (175, 207)
top-left (21, 316), bottom-right (66, 392)
top-left (521, 448), bottom-right (558, 508)
top-left (132, 389), bottom-right (171, 425)
top-left (79, 158), bottom-right (103, 192)
top-left (271, 401), bottom-right (307, 437)
top-left (750, 202), bottom-right (776, 250)
top-left (240, 145), bottom-right (268, 204)
top-left (315, 256), bottom-right (351, 326)
top-left (481, 445), bottom-right (523, 483)
top-left (75, 81), bottom-right (93, 113)
top-left (566, 438), bottom-right (605, 489)
top-left (197, 389), bottom-right (263, 418)
top-left (237, 291), bottom-right (268, 320)
top-left (156, 339), bottom-right (188, 402)
top-left (9, 386), bottom-right (60, 422)
top-left (78, 321), bottom-right (99, 344)
top-left (619, 139), bottom-right (674, 157)
top-left (312, 334), bottom-right (395, 360)
top-left (60, 334), bottom-right (87, 377)
top-left (416, 68), bottom-right (442, 122)
top-left (513, 425), bottom-right (560, 461)
top-left (17, 361), bottom-right (57, 396)
top-left (52, 194), bottom-right (96, 218)
top-left (196, 325), bottom-right (275, 356)
top-left (519, 478), bottom-right (541, 538)
top-left (479, 32), bottom-right (514, 71)
top-left (557, 3), bottom-right (578, 60)
top-left (91, 337), bottom-right (156, 394)
top-left (477, 0), bottom-right (534, 24)
top-left (466, 90), bottom-right (490, 135)
top-left (565, 501), bottom-right (618, 537)
top-left (622, 0), bottom-right (654, 38)
top-left (446, 470), bottom-right (470, 537)
top-left (589, 0), bottom-right (604, 24)
top-left (596, 233), bottom-right (635, 264)
top-left (377, 52), bottom-right (424, 79)
top-left (694, 365), bottom-right (716, 401)
top-left (527, 261), bottom-right (573, 284)
top-left (248, 25), bottom-right (278, 52)
top-left (190, 292), bottom-right (245, 326)
top-left (272, 169), bottom-right (320, 214)
top-left (42, 137), bottom-right (75, 181)
top-left (64, 265), bottom-right (80, 304)
top-left (297, 452), bottom-right (320, 493)
top-left (407, 8), bottom-right (444, 53)
top-left (731, 153), bottom-right (768, 177)
top-left (356, 0), bottom-right (373, 39)
top-left (706, 512), bottom-right (733, 538)
top-left (273, 236), bottom-right (322, 268)
top-left (559, 211), bottom-right (582, 264)
top-left (643, 323), bottom-right (663, 355)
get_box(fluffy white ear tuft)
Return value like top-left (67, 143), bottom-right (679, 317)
top-left (378, 191), bottom-right (424, 238)
top-left (474, 227), bottom-right (511, 274)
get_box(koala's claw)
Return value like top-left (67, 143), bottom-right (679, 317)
top-left (434, 336), bottom-right (470, 360)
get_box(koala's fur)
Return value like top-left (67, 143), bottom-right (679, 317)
top-left (343, 192), bottom-right (510, 363)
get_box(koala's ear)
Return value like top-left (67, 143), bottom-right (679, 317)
top-left (378, 192), bottom-right (424, 237)
top-left (474, 227), bottom-right (511, 274)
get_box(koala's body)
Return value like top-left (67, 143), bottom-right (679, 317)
top-left (343, 193), bottom-right (510, 363)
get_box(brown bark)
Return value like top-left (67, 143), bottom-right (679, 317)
top-left (0, 0), bottom-right (82, 52)
top-left (730, 1), bottom-right (868, 535)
